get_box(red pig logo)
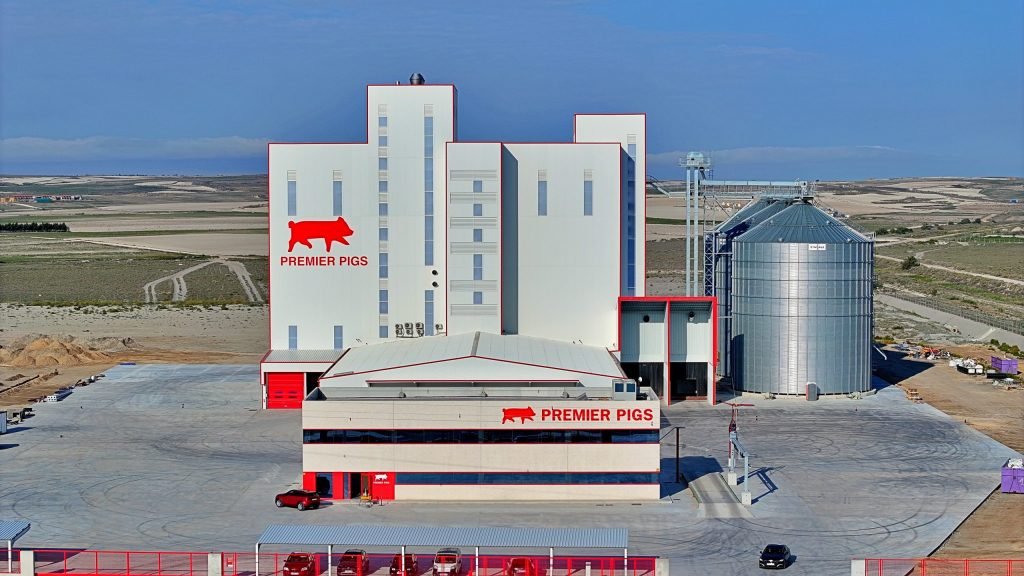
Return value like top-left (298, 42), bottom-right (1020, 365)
top-left (287, 217), bottom-right (354, 252)
top-left (501, 407), bottom-right (536, 424)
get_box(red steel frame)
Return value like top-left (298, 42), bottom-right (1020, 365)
top-left (617, 296), bottom-right (718, 405)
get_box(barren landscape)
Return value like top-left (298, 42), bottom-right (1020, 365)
top-left (2, 174), bottom-right (1022, 561)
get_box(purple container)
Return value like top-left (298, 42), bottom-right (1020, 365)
top-left (991, 357), bottom-right (1019, 375)
top-left (1003, 465), bottom-right (1024, 494)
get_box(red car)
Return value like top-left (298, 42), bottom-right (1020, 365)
top-left (275, 489), bottom-right (320, 511)
top-left (506, 558), bottom-right (537, 576)
top-left (284, 554), bottom-right (317, 576)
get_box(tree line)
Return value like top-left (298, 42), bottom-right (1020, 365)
top-left (0, 222), bottom-right (70, 232)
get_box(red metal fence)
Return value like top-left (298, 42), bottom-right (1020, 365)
top-left (35, 550), bottom-right (208, 576)
top-left (28, 551), bottom-right (654, 576)
top-left (864, 559), bottom-right (1024, 576)
top-left (0, 549), bottom-right (21, 575)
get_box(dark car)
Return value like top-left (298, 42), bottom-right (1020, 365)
top-left (274, 489), bottom-right (320, 511)
top-left (759, 544), bottom-right (792, 569)
top-left (390, 554), bottom-right (418, 576)
top-left (284, 554), bottom-right (317, 576)
top-left (505, 558), bottom-right (537, 576)
top-left (338, 550), bottom-right (370, 576)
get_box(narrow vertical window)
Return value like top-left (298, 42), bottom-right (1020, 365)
top-left (424, 216), bottom-right (434, 266)
top-left (379, 325), bottom-right (388, 338)
top-left (333, 326), bottom-right (344, 350)
top-left (332, 179), bottom-right (343, 216)
top-left (538, 180), bottom-right (548, 216)
top-left (379, 180), bottom-right (388, 193)
top-left (424, 110), bottom-right (434, 267)
top-left (378, 116), bottom-right (387, 127)
top-left (379, 289), bottom-right (389, 314)
top-left (378, 157), bottom-right (388, 171)
top-left (379, 253), bottom-right (389, 279)
top-left (287, 174), bottom-right (297, 217)
top-left (473, 180), bottom-right (483, 193)
top-left (287, 325), bottom-right (297, 350)
top-left (473, 254), bottom-right (483, 281)
top-left (379, 227), bottom-right (389, 242)
top-left (379, 203), bottom-right (388, 216)
top-left (473, 228), bottom-right (483, 243)
top-left (424, 290), bottom-right (435, 336)
top-left (473, 203), bottom-right (483, 217)
top-left (583, 176), bottom-right (593, 216)
top-left (473, 291), bottom-right (483, 305)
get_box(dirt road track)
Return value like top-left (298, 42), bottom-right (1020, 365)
top-left (877, 254), bottom-right (1024, 287)
top-left (142, 261), bottom-right (218, 302)
top-left (220, 259), bottom-right (263, 303)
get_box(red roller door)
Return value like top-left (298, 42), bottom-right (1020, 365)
top-left (266, 372), bottom-right (305, 409)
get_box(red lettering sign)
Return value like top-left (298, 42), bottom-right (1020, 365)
top-left (505, 406), bottom-right (654, 423)
top-left (288, 217), bottom-right (354, 252)
top-left (501, 407), bottom-right (536, 424)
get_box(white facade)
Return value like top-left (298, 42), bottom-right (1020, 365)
top-left (268, 85), bottom-right (455, 352)
top-left (266, 83), bottom-right (644, 357)
top-left (303, 395), bottom-right (661, 501)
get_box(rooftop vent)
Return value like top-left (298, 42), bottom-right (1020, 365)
top-left (410, 73), bottom-right (425, 85)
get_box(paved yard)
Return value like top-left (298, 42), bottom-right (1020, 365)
top-left (0, 365), bottom-right (1016, 576)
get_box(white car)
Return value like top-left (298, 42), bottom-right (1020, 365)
top-left (432, 548), bottom-right (462, 576)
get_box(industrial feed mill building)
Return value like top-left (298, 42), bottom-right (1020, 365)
top-left (260, 76), bottom-right (716, 501)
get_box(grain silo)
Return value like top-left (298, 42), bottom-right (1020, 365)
top-left (730, 201), bottom-right (873, 395)
top-left (711, 197), bottom-right (790, 376)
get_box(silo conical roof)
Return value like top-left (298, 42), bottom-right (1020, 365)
top-left (735, 202), bottom-right (869, 244)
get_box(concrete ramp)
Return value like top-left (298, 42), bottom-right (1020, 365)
top-left (682, 457), bottom-right (752, 519)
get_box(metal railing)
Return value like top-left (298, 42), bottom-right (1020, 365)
top-left (864, 558), bottom-right (1024, 575)
top-left (28, 550), bottom-right (655, 576)
top-left (879, 291), bottom-right (1024, 337)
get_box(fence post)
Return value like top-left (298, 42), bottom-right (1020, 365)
top-left (208, 554), bottom-right (223, 576)
top-left (17, 550), bottom-right (34, 576)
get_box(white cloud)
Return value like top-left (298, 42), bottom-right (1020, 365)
top-left (0, 136), bottom-right (269, 162)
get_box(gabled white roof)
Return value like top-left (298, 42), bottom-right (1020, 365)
top-left (321, 332), bottom-right (623, 380)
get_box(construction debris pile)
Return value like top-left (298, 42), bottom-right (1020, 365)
top-left (0, 334), bottom-right (136, 367)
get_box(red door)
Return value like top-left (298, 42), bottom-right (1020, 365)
top-left (267, 372), bottom-right (305, 409)
top-left (370, 472), bottom-right (395, 500)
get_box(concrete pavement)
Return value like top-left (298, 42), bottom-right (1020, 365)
top-left (0, 364), bottom-right (1017, 576)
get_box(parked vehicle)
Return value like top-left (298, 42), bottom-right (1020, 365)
top-left (274, 489), bottom-right (320, 511)
top-left (338, 550), bottom-right (370, 576)
top-left (284, 554), bottom-right (317, 576)
top-left (505, 558), bottom-right (537, 576)
top-left (432, 549), bottom-right (462, 576)
top-left (758, 545), bottom-right (792, 569)
top-left (390, 553), bottom-right (418, 576)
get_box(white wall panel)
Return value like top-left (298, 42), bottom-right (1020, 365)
top-left (574, 115), bottom-right (646, 297)
top-left (502, 144), bottom-right (621, 348)
top-left (446, 142), bottom-right (502, 336)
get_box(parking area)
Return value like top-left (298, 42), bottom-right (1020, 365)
top-left (0, 364), bottom-right (1017, 576)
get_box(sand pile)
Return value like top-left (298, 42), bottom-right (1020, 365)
top-left (0, 334), bottom-right (137, 367)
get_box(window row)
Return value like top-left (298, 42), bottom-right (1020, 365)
top-left (302, 428), bottom-right (659, 444)
top-left (395, 472), bottom-right (659, 485)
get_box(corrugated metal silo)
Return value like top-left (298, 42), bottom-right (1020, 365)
top-left (712, 198), bottom-right (790, 376)
top-left (731, 202), bottom-right (873, 394)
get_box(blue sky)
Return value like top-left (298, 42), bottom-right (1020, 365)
top-left (1, 0), bottom-right (1021, 179)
